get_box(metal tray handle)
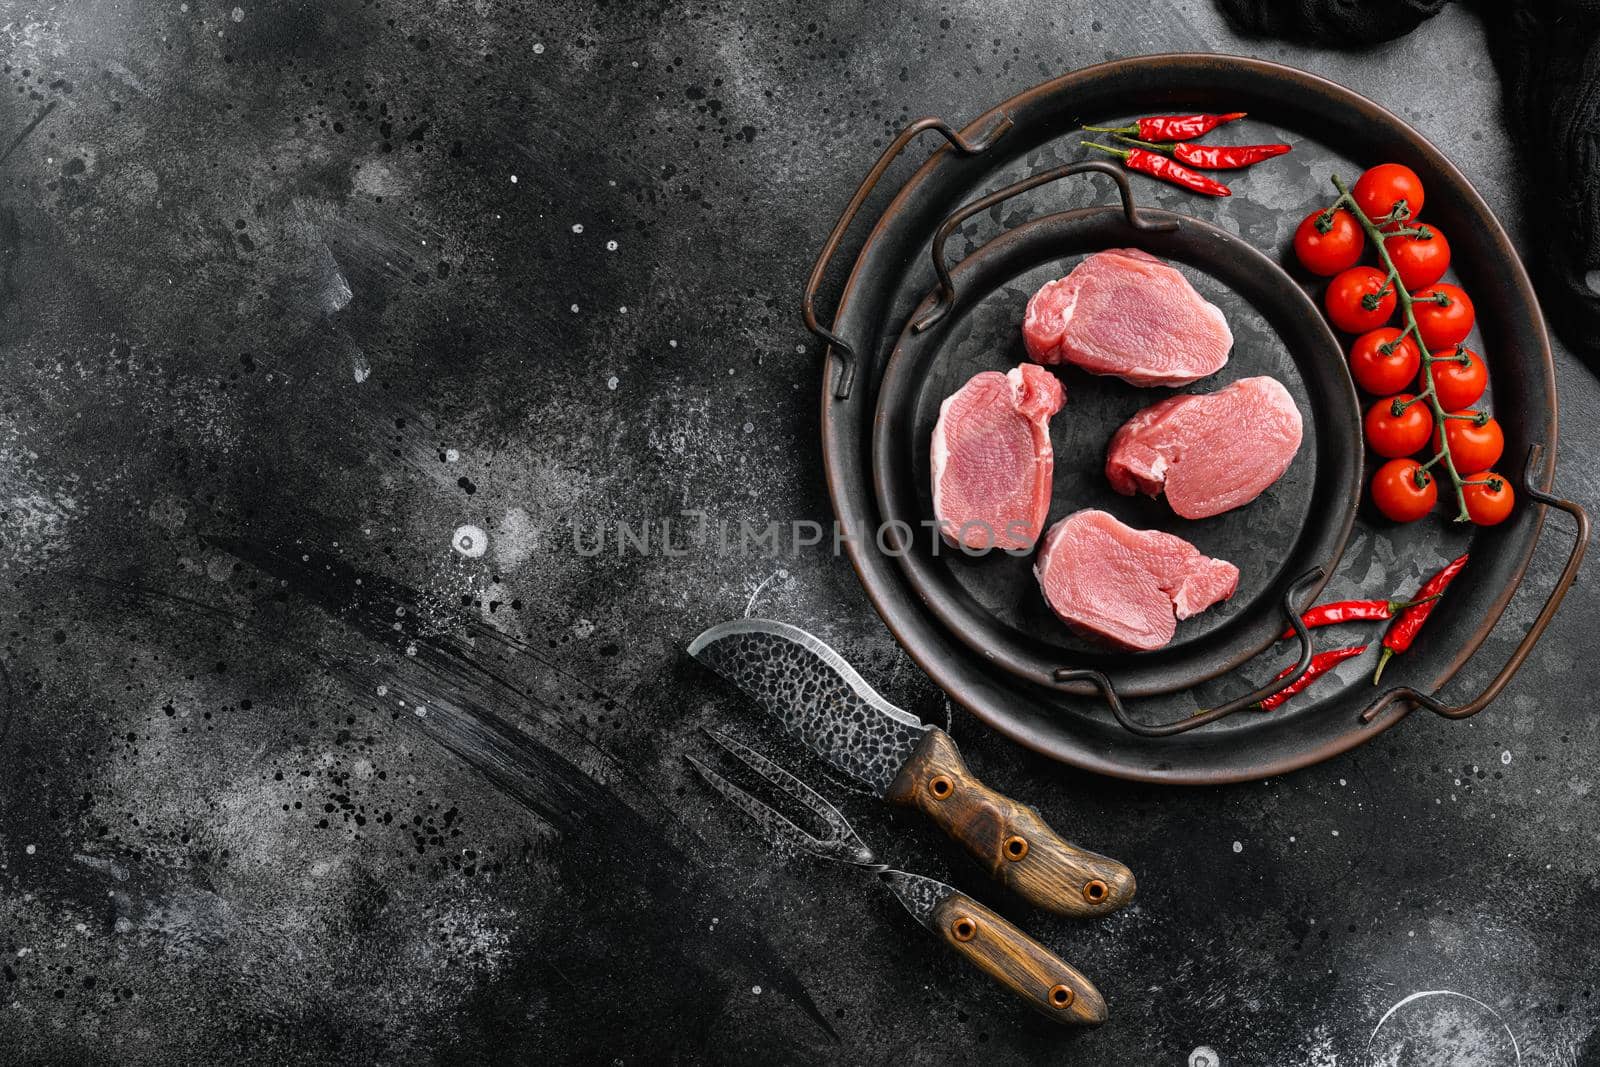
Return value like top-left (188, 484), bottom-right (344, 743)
top-left (803, 115), bottom-right (1013, 401)
top-left (1361, 445), bottom-right (1589, 724)
top-left (912, 159), bottom-right (1177, 335)
top-left (1055, 568), bottom-right (1325, 737)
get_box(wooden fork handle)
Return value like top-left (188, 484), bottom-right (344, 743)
top-left (886, 729), bottom-right (1136, 918)
top-left (933, 890), bottom-right (1106, 1024)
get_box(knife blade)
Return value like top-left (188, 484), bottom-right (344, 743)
top-left (688, 618), bottom-right (1135, 918)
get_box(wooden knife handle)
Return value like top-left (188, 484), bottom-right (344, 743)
top-left (933, 890), bottom-right (1106, 1025)
top-left (886, 729), bottom-right (1135, 918)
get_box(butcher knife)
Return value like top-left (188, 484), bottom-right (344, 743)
top-left (687, 618), bottom-right (1135, 918)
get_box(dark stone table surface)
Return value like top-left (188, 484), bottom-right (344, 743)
top-left (1, 2), bottom-right (1595, 1063)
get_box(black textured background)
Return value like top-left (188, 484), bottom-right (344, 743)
top-left (1, 2), bottom-right (1596, 1064)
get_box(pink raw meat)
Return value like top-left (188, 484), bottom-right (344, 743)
top-left (931, 364), bottom-right (1065, 551)
top-left (1106, 375), bottom-right (1303, 519)
top-left (1033, 509), bottom-right (1239, 651)
top-left (1022, 248), bottom-right (1232, 386)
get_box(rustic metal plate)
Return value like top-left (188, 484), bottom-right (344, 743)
top-left (873, 200), bottom-right (1359, 697)
top-left (817, 55), bottom-right (1564, 783)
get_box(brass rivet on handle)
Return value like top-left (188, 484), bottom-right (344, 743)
top-left (1003, 835), bottom-right (1029, 861)
top-left (951, 916), bottom-right (977, 942)
top-left (1048, 984), bottom-right (1076, 1009)
top-left (1083, 879), bottom-right (1109, 903)
top-left (928, 774), bottom-right (954, 799)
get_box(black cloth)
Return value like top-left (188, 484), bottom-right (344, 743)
top-left (1218, 0), bottom-right (1600, 369)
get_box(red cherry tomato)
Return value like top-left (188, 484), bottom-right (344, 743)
top-left (1349, 327), bottom-right (1420, 395)
top-left (1371, 458), bottom-right (1438, 522)
top-left (1425, 347), bottom-right (1488, 410)
top-left (1365, 393), bottom-right (1434, 458)
top-left (1294, 208), bottom-right (1365, 276)
top-left (1412, 284), bottom-right (1475, 349)
top-left (1325, 266), bottom-right (1396, 334)
top-left (1434, 411), bottom-right (1504, 473)
top-left (1383, 225), bottom-right (1451, 290)
top-left (1353, 163), bottom-right (1425, 230)
top-left (1462, 472), bottom-right (1515, 526)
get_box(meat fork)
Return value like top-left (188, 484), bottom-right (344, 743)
top-left (687, 729), bottom-right (1107, 1025)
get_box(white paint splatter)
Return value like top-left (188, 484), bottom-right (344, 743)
top-left (452, 524), bottom-right (488, 558)
top-left (493, 508), bottom-right (539, 569)
top-left (571, 223), bottom-right (583, 234)
top-left (1231, 841), bottom-right (1242, 854)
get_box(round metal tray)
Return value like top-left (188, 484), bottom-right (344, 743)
top-left (808, 55), bottom-right (1587, 784)
top-left (872, 161), bottom-right (1360, 698)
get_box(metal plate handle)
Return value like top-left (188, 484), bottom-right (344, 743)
top-left (1360, 444), bottom-right (1589, 724)
top-left (911, 159), bottom-right (1178, 335)
top-left (1054, 567), bottom-right (1324, 737)
top-left (803, 115), bottom-right (1013, 401)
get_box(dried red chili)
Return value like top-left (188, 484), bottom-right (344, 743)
top-left (1081, 142), bottom-right (1231, 197)
top-left (1280, 594), bottom-right (1440, 639)
top-left (1118, 136), bottom-right (1291, 170)
top-left (1085, 111), bottom-right (1248, 142)
top-left (1373, 552), bottom-right (1470, 683)
top-left (1259, 645), bottom-right (1367, 710)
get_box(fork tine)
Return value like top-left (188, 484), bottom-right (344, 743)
top-left (702, 727), bottom-right (857, 846)
top-left (685, 754), bottom-right (834, 858)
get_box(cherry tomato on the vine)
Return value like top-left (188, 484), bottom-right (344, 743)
top-left (1426, 346), bottom-right (1488, 410)
top-left (1349, 327), bottom-right (1420, 395)
top-left (1383, 225), bottom-right (1451, 290)
top-left (1293, 208), bottom-right (1365, 276)
top-left (1412, 284), bottom-right (1475, 349)
top-left (1371, 458), bottom-right (1438, 522)
top-left (1434, 411), bottom-right (1504, 473)
top-left (1325, 266), bottom-right (1396, 334)
top-left (1353, 163), bottom-right (1425, 229)
top-left (1365, 393), bottom-right (1434, 458)
top-left (1462, 472), bottom-right (1515, 526)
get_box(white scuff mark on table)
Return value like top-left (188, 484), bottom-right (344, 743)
top-left (1368, 989), bottom-right (1521, 1065)
top-left (743, 569), bottom-right (785, 617)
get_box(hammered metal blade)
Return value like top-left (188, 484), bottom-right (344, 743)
top-left (878, 869), bottom-right (955, 931)
top-left (688, 619), bottom-right (929, 796)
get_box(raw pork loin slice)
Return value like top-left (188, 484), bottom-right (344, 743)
top-left (1033, 509), bottom-right (1239, 651)
top-left (931, 364), bottom-right (1065, 551)
top-left (1022, 248), bottom-right (1232, 386)
top-left (1106, 375), bottom-right (1303, 519)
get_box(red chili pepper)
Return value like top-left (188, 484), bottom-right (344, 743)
top-left (1085, 112), bottom-right (1248, 142)
top-left (1259, 645), bottom-right (1367, 710)
top-left (1280, 594), bottom-right (1441, 639)
top-left (1373, 553), bottom-right (1470, 683)
top-left (1116, 136), bottom-right (1291, 170)
top-left (1081, 142), bottom-right (1231, 197)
